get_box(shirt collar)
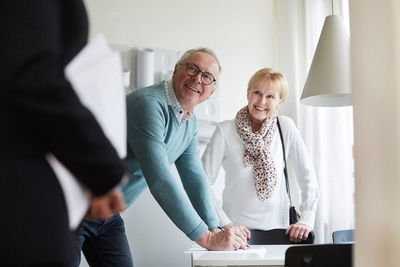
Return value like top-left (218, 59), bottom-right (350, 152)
top-left (164, 80), bottom-right (194, 125)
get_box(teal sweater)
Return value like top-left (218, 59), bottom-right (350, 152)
top-left (123, 82), bottom-right (219, 241)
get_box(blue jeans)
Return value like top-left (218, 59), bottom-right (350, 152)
top-left (71, 213), bottom-right (134, 267)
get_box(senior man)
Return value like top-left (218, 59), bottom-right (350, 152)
top-left (73, 48), bottom-right (250, 267)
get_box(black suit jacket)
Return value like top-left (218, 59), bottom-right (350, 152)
top-left (0, 0), bottom-right (126, 265)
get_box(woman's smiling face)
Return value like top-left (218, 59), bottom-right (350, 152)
top-left (247, 80), bottom-right (283, 128)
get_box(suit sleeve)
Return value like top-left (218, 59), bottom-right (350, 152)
top-left (0, 0), bottom-right (125, 195)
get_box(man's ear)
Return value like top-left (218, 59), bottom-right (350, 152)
top-left (172, 64), bottom-right (178, 78)
top-left (210, 87), bottom-right (216, 96)
top-left (206, 87), bottom-right (216, 100)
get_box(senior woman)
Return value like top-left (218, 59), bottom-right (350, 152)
top-left (201, 68), bottom-right (319, 243)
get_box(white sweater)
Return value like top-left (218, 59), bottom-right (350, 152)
top-left (201, 116), bottom-right (319, 230)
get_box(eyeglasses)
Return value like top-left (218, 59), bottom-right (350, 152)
top-left (183, 63), bottom-right (216, 85)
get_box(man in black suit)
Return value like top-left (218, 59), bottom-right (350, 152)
top-left (0, 0), bottom-right (127, 266)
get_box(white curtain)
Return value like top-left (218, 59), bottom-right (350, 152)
top-left (273, 0), bottom-right (354, 243)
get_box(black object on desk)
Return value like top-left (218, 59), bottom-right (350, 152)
top-left (285, 243), bottom-right (353, 267)
top-left (248, 229), bottom-right (315, 245)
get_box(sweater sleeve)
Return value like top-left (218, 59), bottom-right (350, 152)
top-left (126, 93), bottom-right (208, 240)
top-left (284, 117), bottom-right (319, 229)
top-left (201, 124), bottom-right (233, 225)
top-left (175, 126), bottom-right (219, 229)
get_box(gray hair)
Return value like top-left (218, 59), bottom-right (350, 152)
top-left (176, 47), bottom-right (222, 73)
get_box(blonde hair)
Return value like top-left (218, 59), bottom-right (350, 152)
top-left (247, 68), bottom-right (288, 99)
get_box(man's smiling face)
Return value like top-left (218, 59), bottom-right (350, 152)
top-left (172, 52), bottom-right (219, 113)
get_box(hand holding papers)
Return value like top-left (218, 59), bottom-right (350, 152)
top-left (47, 35), bottom-right (127, 230)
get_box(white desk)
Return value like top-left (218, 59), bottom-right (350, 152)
top-left (190, 245), bottom-right (292, 267)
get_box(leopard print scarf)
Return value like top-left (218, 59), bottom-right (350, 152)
top-left (235, 106), bottom-right (278, 201)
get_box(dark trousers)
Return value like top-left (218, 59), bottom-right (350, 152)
top-left (71, 213), bottom-right (134, 267)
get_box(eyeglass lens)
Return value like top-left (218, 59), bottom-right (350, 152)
top-left (185, 63), bottom-right (215, 85)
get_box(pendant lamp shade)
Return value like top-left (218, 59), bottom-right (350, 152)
top-left (301, 15), bottom-right (351, 107)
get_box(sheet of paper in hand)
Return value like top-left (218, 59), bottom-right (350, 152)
top-left (47, 34), bottom-right (126, 230)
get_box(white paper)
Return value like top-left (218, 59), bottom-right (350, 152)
top-left (65, 39), bottom-right (126, 158)
top-left (110, 44), bottom-right (132, 72)
top-left (47, 154), bottom-right (90, 229)
top-left (47, 34), bottom-right (126, 230)
top-left (185, 245), bottom-right (266, 256)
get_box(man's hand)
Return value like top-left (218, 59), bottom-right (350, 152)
top-left (196, 224), bottom-right (250, 251)
top-left (222, 223), bottom-right (251, 241)
top-left (285, 223), bottom-right (311, 243)
top-left (86, 189), bottom-right (125, 220)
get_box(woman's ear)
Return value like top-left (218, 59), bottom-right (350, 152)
top-left (277, 97), bottom-right (285, 109)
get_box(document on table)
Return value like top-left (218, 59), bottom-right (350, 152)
top-left (47, 34), bottom-right (126, 230)
top-left (185, 246), bottom-right (266, 256)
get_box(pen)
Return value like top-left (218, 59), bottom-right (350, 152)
top-left (216, 226), bottom-right (251, 249)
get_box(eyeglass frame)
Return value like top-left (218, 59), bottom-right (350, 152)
top-left (180, 62), bottom-right (217, 85)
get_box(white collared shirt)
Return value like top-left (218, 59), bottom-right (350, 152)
top-left (164, 80), bottom-right (193, 125)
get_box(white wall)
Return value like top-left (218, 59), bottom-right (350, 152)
top-left (84, 0), bottom-right (274, 120)
top-left (81, 1), bottom-right (274, 267)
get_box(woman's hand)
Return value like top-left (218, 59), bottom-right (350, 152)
top-left (285, 223), bottom-right (311, 243)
